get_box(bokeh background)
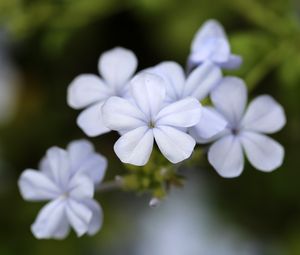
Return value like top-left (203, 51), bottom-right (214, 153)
top-left (0, 0), bottom-right (300, 254)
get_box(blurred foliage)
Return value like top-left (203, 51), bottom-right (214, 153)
top-left (0, 0), bottom-right (300, 254)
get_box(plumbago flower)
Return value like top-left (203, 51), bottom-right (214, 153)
top-left (188, 19), bottom-right (242, 70)
top-left (102, 72), bottom-right (202, 166)
top-left (67, 47), bottom-right (138, 137)
top-left (147, 61), bottom-right (227, 140)
top-left (18, 140), bottom-right (107, 239)
top-left (192, 77), bottom-right (286, 178)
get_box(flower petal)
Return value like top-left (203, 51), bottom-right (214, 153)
top-left (67, 139), bottom-right (107, 183)
top-left (241, 95), bottom-right (286, 134)
top-left (219, 54), bottom-right (242, 69)
top-left (68, 174), bottom-right (94, 199)
top-left (208, 135), bottom-right (244, 178)
top-left (18, 169), bottom-right (60, 201)
top-left (189, 106), bottom-right (227, 141)
top-left (240, 131), bottom-right (284, 172)
top-left (77, 102), bottom-right (110, 137)
top-left (102, 96), bottom-right (146, 132)
top-left (153, 126), bottom-right (196, 163)
top-left (183, 61), bottom-right (222, 100)
top-left (147, 61), bottom-right (185, 102)
top-left (130, 72), bottom-right (166, 118)
top-left (45, 147), bottom-right (70, 189)
top-left (67, 74), bottom-right (110, 109)
top-left (31, 198), bottom-right (68, 239)
top-left (190, 20), bottom-right (230, 63)
top-left (82, 199), bottom-right (103, 236)
top-left (66, 199), bottom-right (92, 237)
top-left (114, 126), bottom-right (154, 166)
top-left (211, 77), bottom-right (247, 125)
top-left (98, 47), bottom-right (137, 93)
top-left (155, 97), bottom-right (202, 127)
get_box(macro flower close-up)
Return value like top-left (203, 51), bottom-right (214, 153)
top-left (0, 1), bottom-right (299, 255)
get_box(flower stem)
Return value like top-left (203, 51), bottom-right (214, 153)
top-left (96, 177), bottom-right (123, 193)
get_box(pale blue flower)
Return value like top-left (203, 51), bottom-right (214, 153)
top-left (102, 72), bottom-right (202, 166)
top-left (67, 47), bottom-right (138, 137)
top-left (147, 61), bottom-right (227, 140)
top-left (188, 19), bottom-right (242, 70)
top-left (18, 140), bottom-right (107, 239)
top-left (193, 77), bottom-right (286, 177)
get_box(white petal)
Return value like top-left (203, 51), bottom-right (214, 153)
top-left (77, 102), bottom-right (110, 137)
top-left (18, 169), bottom-right (60, 201)
top-left (208, 135), bottom-right (244, 178)
top-left (147, 61), bottom-right (185, 101)
top-left (153, 126), bottom-right (196, 163)
top-left (102, 96), bottom-right (146, 132)
top-left (67, 139), bottom-right (107, 183)
top-left (82, 199), bottom-right (103, 235)
top-left (31, 198), bottom-right (67, 239)
top-left (114, 126), bottom-right (154, 166)
top-left (219, 54), bottom-right (242, 69)
top-left (98, 47), bottom-right (137, 93)
top-left (155, 97), bottom-right (202, 127)
top-left (191, 20), bottom-right (228, 56)
top-left (183, 62), bottom-right (222, 100)
top-left (130, 72), bottom-right (166, 118)
top-left (189, 106), bottom-right (227, 141)
top-left (45, 147), bottom-right (70, 188)
top-left (68, 174), bottom-right (94, 199)
top-left (67, 74), bottom-right (110, 109)
top-left (240, 131), bottom-right (284, 172)
top-left (211, 77), bottom-right (247, 125)
top-left (66, 199), bottom-right (92, 237)
top-left (241, 95), bottom-right (286, 134)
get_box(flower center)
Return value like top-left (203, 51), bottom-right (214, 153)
top-left (231, 127), bottom-right (240, 135)
top-left (148, 120), bottom-right (156, 129)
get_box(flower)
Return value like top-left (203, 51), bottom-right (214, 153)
top-left (102, 72), bottom-right (202, 166)
top-left (18, 140), bottom-right (107, 239)
top-left (188, 19), bottom-right (242, 70)
top-left (194, 77), bottom-right (286, 178)
top-left (67, 47), bottom-right (138, 137)
top-left (147, 61), bottom-right (227, 140)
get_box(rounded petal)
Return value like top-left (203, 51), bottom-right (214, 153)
top-left (241, 95), bottom-right (286, 134)
top-left (240, 131), bottom-right (284, 172)
top-left (102, 96), bottom-right (146, 132)
top-left (45, 147), bottom-right (70, 188)
top-left (98, 47), bottom-right (137, 93)
top-left (130, 72), bottom-right (166, 118)
top-left (147, 61), bottom-right (185, 102)
top-left (68, 174), bottom-right (94, 199)
top-left (67, 139), bottom-right (107, 183)
top-left (31, 198), bottom-right (68, 239)
top-left (208, 135), bottom-right (244, 178)
top-left (184, 62), bottom-right (222, 100)
top-left (211, 77), bottom-right (247, 125)
top-left (67, 74), bottom-right (110, 109)
top-left (114, 126), bottom-right (154, 166)
top-left (153, 126), bottom-right (196, 163)
top-left (66, 199), bottom-right (92, 237)
top-left (83, 199), bottom-right (103, 236)
top-left (18, 169), bottom-right (60, 201)
top-left (189, 106), bottom-right (227, 141)
top-left (77, 102), bottom-right (110, 137)
top-left (155, 97), bottom-right (202, 128)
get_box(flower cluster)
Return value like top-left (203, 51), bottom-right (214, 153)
top-left (19, 19), bottom-right (286, 239)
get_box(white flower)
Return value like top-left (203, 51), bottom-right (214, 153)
top-left (188, 19), bottom-right (242, 70)
top-left (195, 77), bottom-right (286, 178)
top-left (102, 72), bottom-right (202, 166)
top-left (147, 61), bottom-right (227, 140)
top-left (18, 140), bottom-right (107, 239)
top-left (67, 47), bottom-right (138, 137)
